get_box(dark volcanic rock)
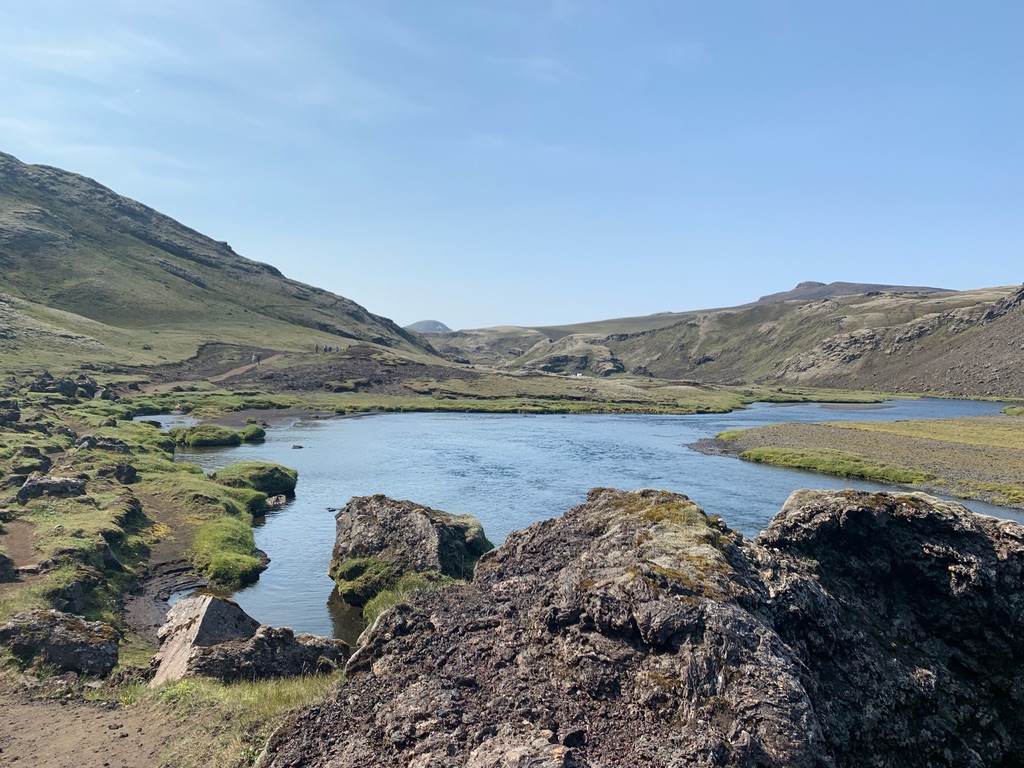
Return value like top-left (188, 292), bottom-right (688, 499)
top-left (151, 594), bottom-right (348, 685)
top-left (260, 488), bottom-right (1024, 768)
top-left (0, 398), bottom-right (21, 426)
top-left (329, 495), bottom-right (493, 606)
top-left (16, 473), bottom-right (87, 503)
top-left (0, 551), bottom-right (14, 581)
top-left (0, 609), bottom-right (119, 676)
top-left (9, 445), bottom-right (51, 475)
top-left (187, 625), bottom-right (348, 683)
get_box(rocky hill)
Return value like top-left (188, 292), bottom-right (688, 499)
top-left (0, 151), bottom-right (432, 371)
top-left (433, 283), bottom-right (1023, 398)
top-left (259, 487), bottom-right (1024, 767)
top-left (755, 280), bottom-right (945, 304)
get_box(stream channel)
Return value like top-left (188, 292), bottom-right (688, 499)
top-left (163, 398), bottom-right (1023, 642)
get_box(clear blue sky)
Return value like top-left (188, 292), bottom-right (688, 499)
top-left (1, 1), bottom-right (1021, 330)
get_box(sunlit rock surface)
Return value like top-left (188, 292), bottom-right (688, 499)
top-left (260, 488), bottom-right (1024, 768)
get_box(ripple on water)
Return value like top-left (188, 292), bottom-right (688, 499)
top-left (173, 398), bottom-right (1020, 637)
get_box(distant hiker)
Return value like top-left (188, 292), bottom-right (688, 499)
top-left (256, 353), bottom-right (262, 365)
top-left (314, 344), bottom-right (319, 353)
top-left (252, 353), bottom-right (257, 365)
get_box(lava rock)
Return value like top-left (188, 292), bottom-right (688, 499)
top-left (329, 495), bottom-right (493, 606)
top-left (0, 609), bottom-right (120, 676)
top-left (16, 473), bottom-right (87, 503)
top-left (259, 488), bottom-right (1024, 768)
top-left (151, 594), bottom-right (347, 686)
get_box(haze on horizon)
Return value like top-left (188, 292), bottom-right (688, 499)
top-left (0, 1), bottom-right (1020, 331)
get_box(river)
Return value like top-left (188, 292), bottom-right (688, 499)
top-left (169, 398), bottom-right (1022, 640)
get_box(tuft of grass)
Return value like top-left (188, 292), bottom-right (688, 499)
top-left (1003, 406), bottom-right (1024, 417)
top-left (190, 517), bottom-right (262, 588)
top-left (362, 571), bottom-right (455, 626)
top-left (148, 673), bottom-right (341, 768)
top-left (237, 424), bottom-right (266, 442)
top-left (739, 447), bottom-right (935, 484)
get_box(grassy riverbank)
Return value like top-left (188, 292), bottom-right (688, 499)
top-left (706, 413), bottom-right (1024, 508)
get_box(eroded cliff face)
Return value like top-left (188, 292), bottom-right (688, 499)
top-left (259, 488), bottom-right (1024, 768)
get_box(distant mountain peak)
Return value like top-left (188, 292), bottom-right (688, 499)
top-left (757, 281), bottom-right (947, 305)
top-left (406, 320), bottom-right (452, 334)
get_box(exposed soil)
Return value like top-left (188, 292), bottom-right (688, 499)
top-left (138, 342), bottom-right (479, 397)
top-left (0, 678), bottom-right (188, 767)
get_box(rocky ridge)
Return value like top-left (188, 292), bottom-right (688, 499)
top-left (260, 487), bottom-right (1024, 768)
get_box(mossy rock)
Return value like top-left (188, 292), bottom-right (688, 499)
top-left (213, 462), bottom-right (298, 497)
top-left (167, 425), bottom-right (242, 447)
top-left (238, 424), bottom-right (266, 442)
top-left (329, 557), bottom-right (397, 606)
top-left (190, 517), bottom-right (264, 588)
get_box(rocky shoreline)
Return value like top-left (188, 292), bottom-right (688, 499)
top-left (258, 487), bottom-right (1024, 768)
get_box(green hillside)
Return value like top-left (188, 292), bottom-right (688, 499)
top-left (0, 151), bottom-right (432, 374)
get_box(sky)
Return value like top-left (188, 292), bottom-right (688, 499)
top-left (0, 1), bottom-right (1021, 330)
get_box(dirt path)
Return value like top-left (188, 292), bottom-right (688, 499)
top-left (0, 520), bottom-right (44, 597)
top-left (140, 353), bottom-right (286, 392)
top-left (0, 680), bottom-right (188, 768)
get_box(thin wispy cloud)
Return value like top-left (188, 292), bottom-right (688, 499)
top-left (501, 55), bottom-right (581, 84)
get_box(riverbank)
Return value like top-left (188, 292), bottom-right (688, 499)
top-left (693, 413), bottom-right (1024, 508)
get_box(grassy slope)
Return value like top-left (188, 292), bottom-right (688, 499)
top-left (432, 285), bottom-right (1021, 403)
top-left (0, 151), bottom-right (431, 375)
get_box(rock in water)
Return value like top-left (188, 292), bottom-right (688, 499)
top-left (259, 488), bottom-right (1024, 768)
top-left (329, 495), bottom-right (493, 606)
top-left (0, 609), bottom-right (119, 676)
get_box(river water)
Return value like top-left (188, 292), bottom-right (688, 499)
top-left (170, 398), bottom-right (1022, 639)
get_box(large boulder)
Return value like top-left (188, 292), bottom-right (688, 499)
top-left (151, 594), bottom-right (347, 686)
top-left (16, 473), bottom-right (87, 503)
top-left (329, 495), bottom-right (493, 606)
top-left (259, 488), bottom-right (1024, 768)
top-left (0, 609), bottom-right (119, 676)
top-left (187, 626), bottom-right (348, 683)
top-left (0, 398), bottom-right (21, 426)
top-left (150, 594), bottom-right (261, 686)
top-left (0, 551), bottom-right (14, 581)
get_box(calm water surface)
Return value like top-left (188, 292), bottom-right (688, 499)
top-left (170, 398), bottom-right (1022, 638)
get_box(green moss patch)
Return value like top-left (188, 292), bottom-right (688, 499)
top-left (739, 447), bottom-right (935, 485)
top-left (190, 517), bottom-right (262, 588)
top-left (362, 572), bottom-right (455, 625)
top-left (168, 425), bottom-right (242, 448)
top-left (329, 557), bottom-right (396, 607)
top-left (213, 462), bottom-right (298, 497)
